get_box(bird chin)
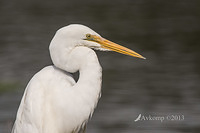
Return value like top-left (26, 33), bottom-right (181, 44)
top-left (93, 47), bottom-right (111, 51)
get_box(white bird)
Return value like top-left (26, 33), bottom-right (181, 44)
top-left (11, 24), bottom-right (145, 133)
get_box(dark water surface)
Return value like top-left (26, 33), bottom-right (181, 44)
top-left (0, 0), bottom-right (200, 132)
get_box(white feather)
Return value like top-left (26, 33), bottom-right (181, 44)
top-left (12, 24), bottom-right (102, 133)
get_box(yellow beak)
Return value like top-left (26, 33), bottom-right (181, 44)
top-left (86, 34), bottom-right (146, 59)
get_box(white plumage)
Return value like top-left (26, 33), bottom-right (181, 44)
top-left (12, 24), bottom-right (145, 133)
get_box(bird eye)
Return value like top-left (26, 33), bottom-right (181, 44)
top-left (86, 34), bottom-right (91, 38)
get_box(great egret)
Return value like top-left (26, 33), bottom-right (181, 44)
top-left (12, 24), bottom-right (145, 133)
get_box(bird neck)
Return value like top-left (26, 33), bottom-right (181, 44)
top-left (73, 48), bottom-right (102, 108)
top-left (50, 42), bottom-right (102, 94)
top-left (78, 53), bottom-right (102, 87)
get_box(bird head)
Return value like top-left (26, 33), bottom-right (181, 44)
top-left (50, 24), bottom-right (145, 59)
top-left (49, 24), bottom-right (145, 72)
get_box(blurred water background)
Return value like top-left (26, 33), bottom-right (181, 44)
top-left (0, 0), bottom-right (200, 132)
